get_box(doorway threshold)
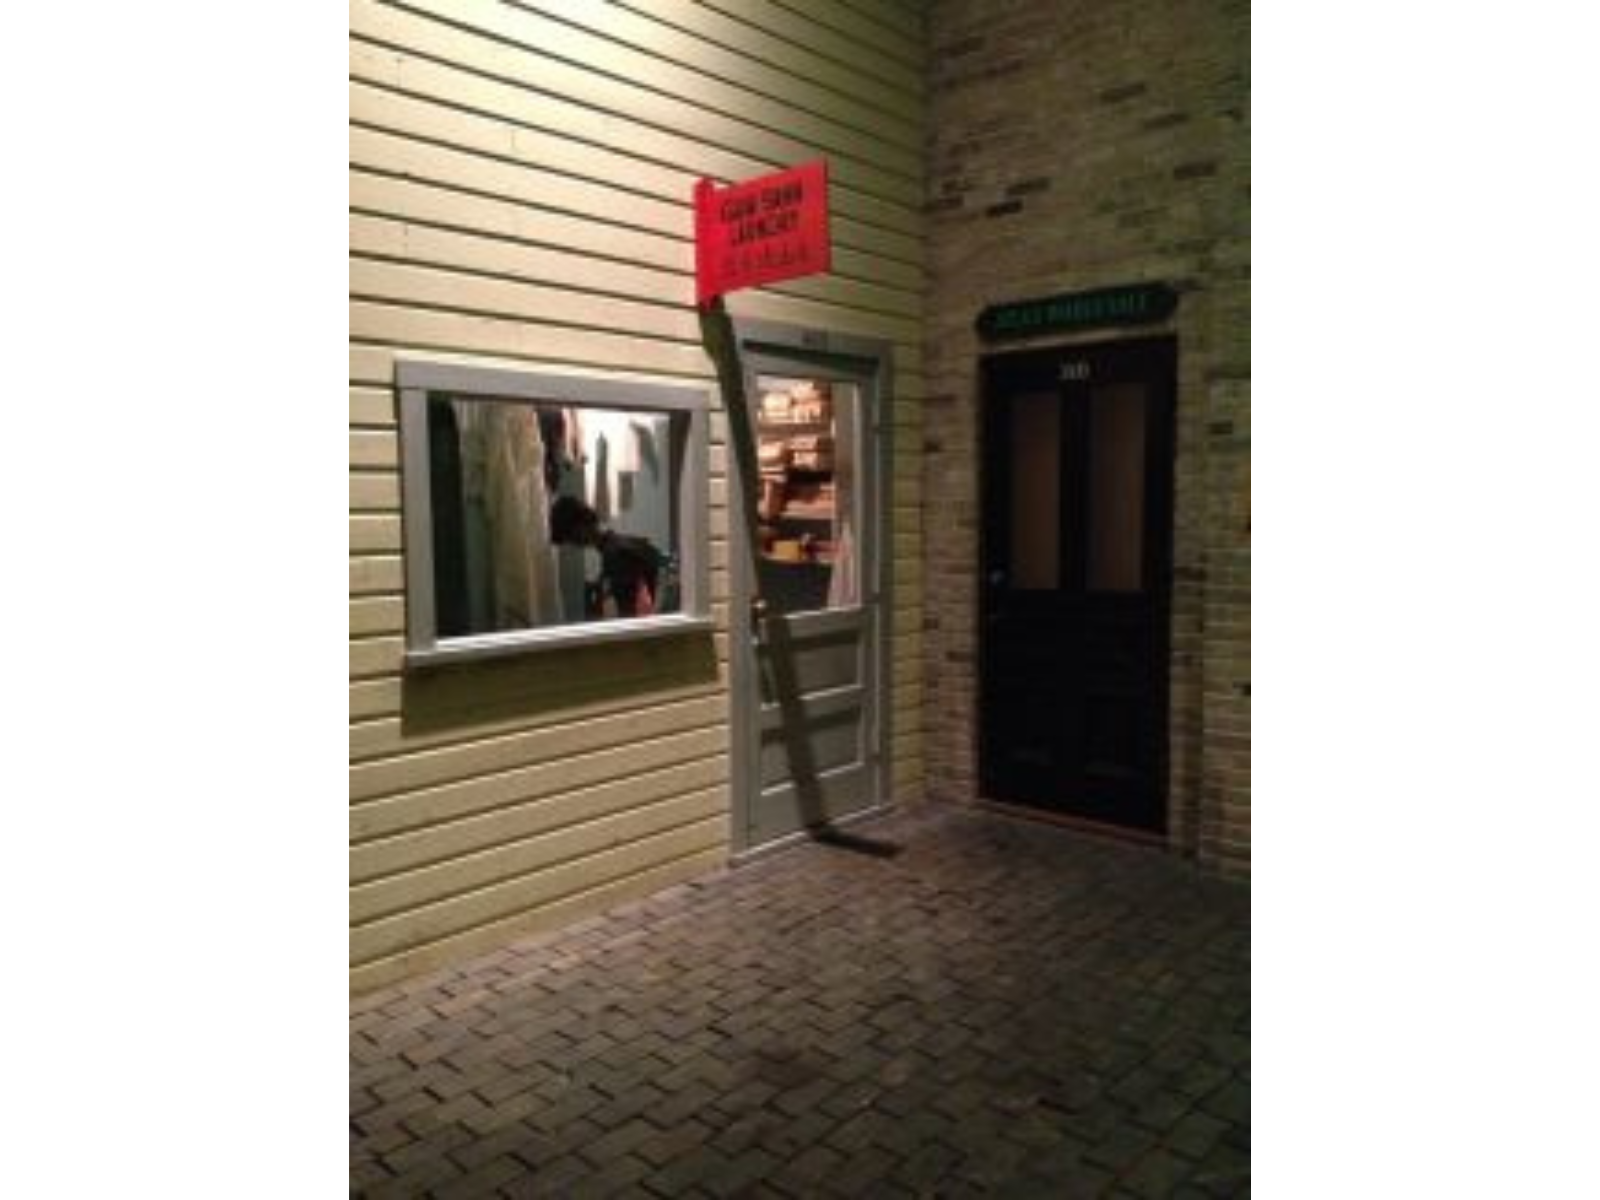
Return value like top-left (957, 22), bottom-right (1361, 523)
top-left (977, 798), bottom-right (1169, 850)
top-left (730, 801), bottom-right (900, 867)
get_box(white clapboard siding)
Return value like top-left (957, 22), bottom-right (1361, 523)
top-left (350, 555), bottom-right (402, 597)
top-left (350, 206), bottom-right (921, 321)
top-left (501, 0), bottom-right (921, 153)
top-left (348, 108), bottom-right (924, 268)
top-left (349, 55), bottom-right (922, 246)
top-left (351, 256), bottom-right (697, 344)
top-left (349, 429), bottom-right (397, 469)
top-left (838, 0), bottom-right (924, 40)
top-left (364, 176), bottom-right (885, 308)
top-left (349, 11), bottom-right (921, 236)
top-left (350, 637), bottom-right (403, 681)
top-left (350, 0), bottom-right (925, 991)
top-left (349, 122), bottom-right (687, 252)
top-left (368, 639), bottom-right (724, 746)
top-left (352, 755), bottom-right (726, 884)
top-left (770, 0), bottom-right (924, 72)
top-left (358, 0), bottom-right (920, 200)
top-left (350, 597), bottom-right (405, 639)
top-left (351, 300), bottom-right (714, 380)
top-left (350, 815), bottom-right (725, 965)
top-left (350, 346), bottom-right (393, 388)
top-left (350, 210), bottom-right (682, 311)
top-left (351, 681), bottom-right (723, 763)
top-left (351, 679), bottom-right (402, 722)
top-left (693, 0), bottom-right (922, 98)
top-left (350, 165), bottom-right (686, 278)
top-left (354, 253), bottom-right (921, 358)
top-left (351, 785), bottom-right (727, 925)
top-left (353, 728), bottom-right (727, 845)
top-left (350, 386), bottom-right (395, 428)
top-left (347, 846), bottom-right (725, 992)
top-left (352, 693), bottom-right (724, 802)
top-left (615, 0), bottom-right (920, 125)
top-left (349, 514), bottom-right (402, 555)
top-left (349, 471), bottom-right (399, 513)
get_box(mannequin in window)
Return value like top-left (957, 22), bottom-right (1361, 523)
top-left (549, 496), bottom-right (668, 618)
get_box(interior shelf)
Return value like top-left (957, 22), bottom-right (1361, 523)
top-left (760, 554), bottom-right (835, 567)
top-left (775, 509), bottom-right (834, 522)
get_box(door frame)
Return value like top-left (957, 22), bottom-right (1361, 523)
top-left (726, 319), bottom-right (894, 856)
top-left (977, 333), bottom-right (1178, 834)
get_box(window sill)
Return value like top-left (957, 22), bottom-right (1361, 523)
top-left (405, 613), bottom-right (715, 671)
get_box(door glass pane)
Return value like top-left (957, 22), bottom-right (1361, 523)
top-left (755, 376), bottom-right (859, 615)
top-left (1087, 383), bottom-right (1147, 592)
top-left (1009, 391), bottom-right (1061, 590)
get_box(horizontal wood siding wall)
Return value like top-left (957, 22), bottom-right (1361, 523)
top-left (349, 0), bottom-right (927, 991)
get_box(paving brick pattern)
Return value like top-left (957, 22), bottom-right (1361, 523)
top-left (351, 806), bottom-right (1249, 1197)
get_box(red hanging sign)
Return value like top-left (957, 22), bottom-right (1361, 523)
top-left (694, 160), bottom-right (831, 307)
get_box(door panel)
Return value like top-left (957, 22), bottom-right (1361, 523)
top-left (755, 622), bottom-right (860, 701)
top-left (760, 704), bottom-right (862, 782)
top-left (980, 337), bottom-right (1175, 832)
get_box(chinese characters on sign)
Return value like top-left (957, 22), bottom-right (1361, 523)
top-left (694, 160), bottom-right (831, 306)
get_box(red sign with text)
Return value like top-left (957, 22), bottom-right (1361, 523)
top-left (694, 160), bottom-right (830, 306)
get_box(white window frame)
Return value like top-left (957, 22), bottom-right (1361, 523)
top-left (396, 356), bottom-right (713, 669)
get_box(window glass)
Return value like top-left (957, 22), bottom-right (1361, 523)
top-left (1086, 382), bottom-right (1147, 592)
top-left (427, 394), bottom-right (687, 636)
top-left (753, 376), bottom-right (860, 615)
top-left (1008, 391), bottom-right (1062, 590)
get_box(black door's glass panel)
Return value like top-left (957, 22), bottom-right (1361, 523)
top-left (1008, 391), bottom-right (1062, 590)
top-left (1087, 383), bottom-right (1147, 593)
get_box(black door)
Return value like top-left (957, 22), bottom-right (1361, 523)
top-left (980, 336), bottom-right (1176, 831)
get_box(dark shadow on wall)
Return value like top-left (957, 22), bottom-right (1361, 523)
top-left (399, 631), bottom-right (719, 736)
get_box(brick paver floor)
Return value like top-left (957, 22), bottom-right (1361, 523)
top-left (351, 805), bottom-right (1249, 1198)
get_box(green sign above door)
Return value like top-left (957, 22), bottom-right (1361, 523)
top-left (976, 283), bottom-right (1178, 341)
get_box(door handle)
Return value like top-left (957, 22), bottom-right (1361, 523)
top-left (750, 596), bottom-right (769, 623)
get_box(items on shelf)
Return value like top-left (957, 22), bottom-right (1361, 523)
top-left (789, 380), bottom-right (828, 423)
top-left (759, 389), bottom-right (792, 422)
top-left (787, 433), bottom-right (834, 472)
top-left (759, 476), bottom-right (785, 521)
top-left (758, 438), bottom-right (789, 471)
top-left (781, 481), bottom-right (834, 518)
top-left (759, 380), bottom-right (830, 426)
top-left (765, 534), bottom-right (833, 565)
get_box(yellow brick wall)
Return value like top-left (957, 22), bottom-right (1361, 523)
top-left (923, 0), bottom-right (1249, 875)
